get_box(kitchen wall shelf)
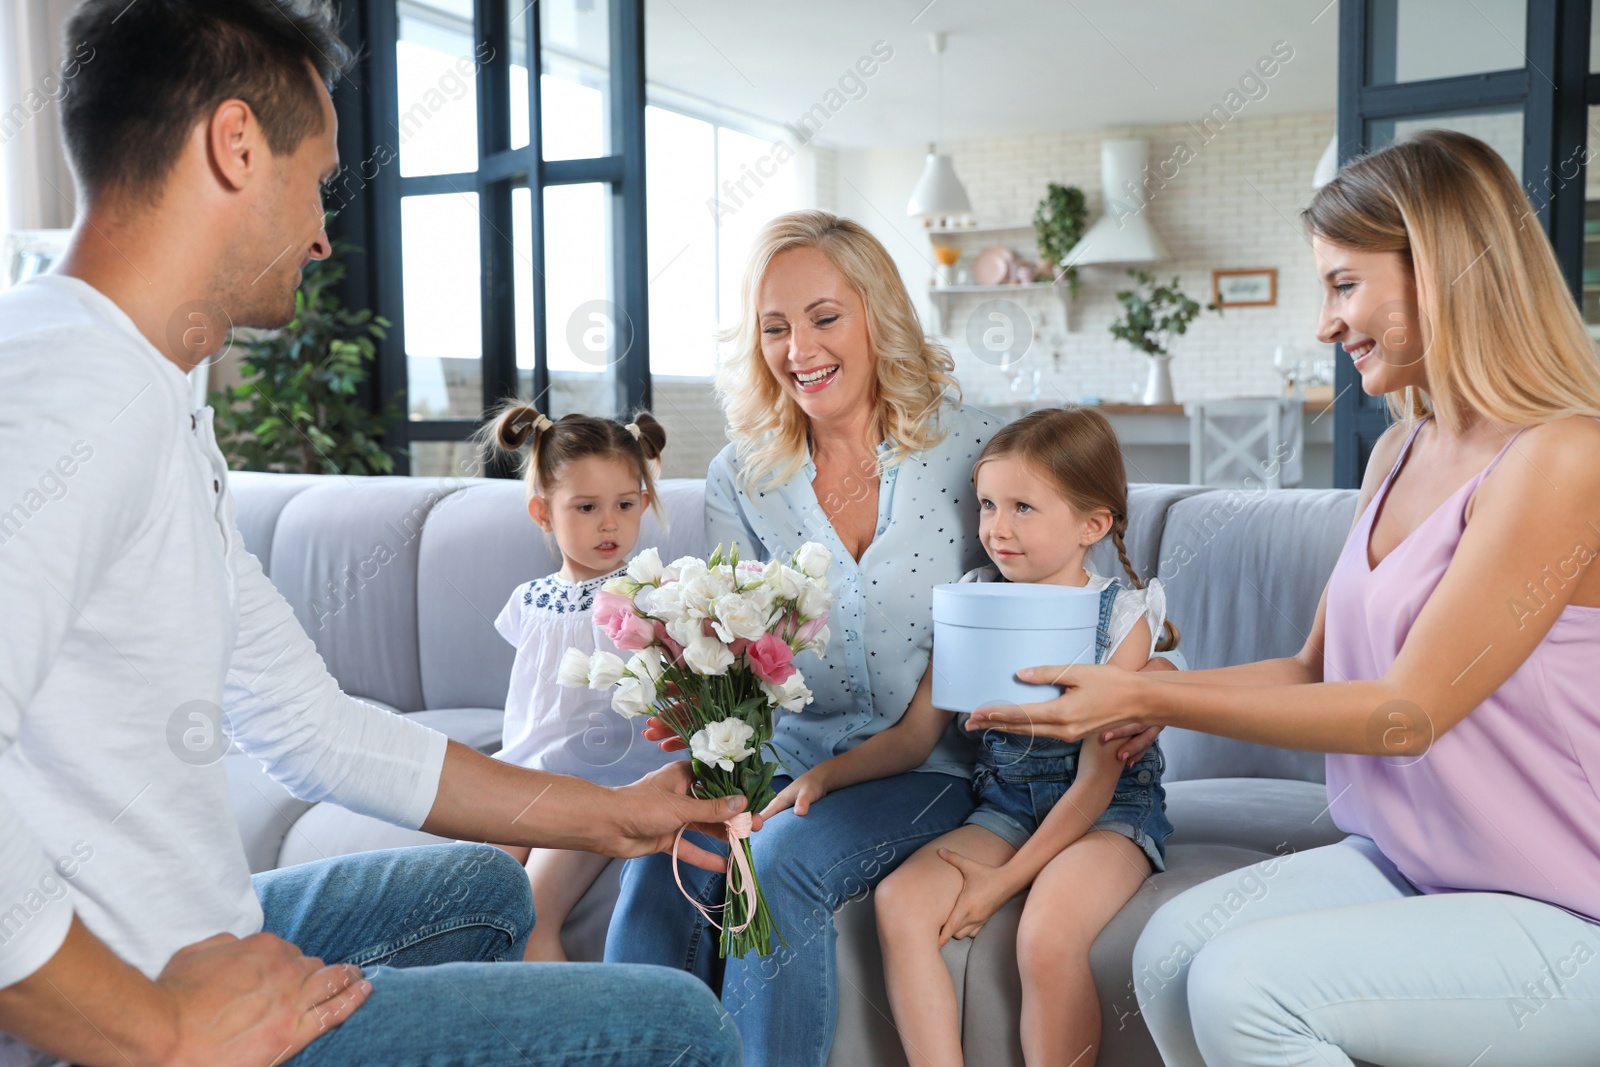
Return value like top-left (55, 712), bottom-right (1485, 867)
top-left (927, 280), bottom-right (1072, 335)
top-left (924, 221), bottom-right (1036, 235)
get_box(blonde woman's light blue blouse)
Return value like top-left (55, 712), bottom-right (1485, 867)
top-left (705, 402), bottom-right (1001, 780)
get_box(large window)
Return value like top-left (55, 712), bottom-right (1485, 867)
top-left (332, 0), bottom-right (802, 475)
top-left (335, 0), bottom-right (648, 476)
top-left (1332, 0), bottom-right (1597, 487)
top-left (644, 106), bottom-right (802, 378)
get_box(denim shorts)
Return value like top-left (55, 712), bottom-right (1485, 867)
top-left (964, 736), bottom-right (1174, 872)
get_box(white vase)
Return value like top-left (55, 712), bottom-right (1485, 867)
top-left (1142, 355), bottom-right (1174, 405)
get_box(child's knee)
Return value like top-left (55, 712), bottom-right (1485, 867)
top-left (873, 866), bottom-right (928, 939)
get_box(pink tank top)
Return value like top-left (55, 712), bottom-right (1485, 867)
top-left (1324, 417), bottom-right (1600, 924)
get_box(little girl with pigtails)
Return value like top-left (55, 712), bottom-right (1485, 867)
top-left (479, 403), bottom-right (686, 962)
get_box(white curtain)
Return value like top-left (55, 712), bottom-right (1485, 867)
top-left (0, 0), bottom-right (82, 233)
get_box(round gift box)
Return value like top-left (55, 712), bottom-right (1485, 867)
top-left (930, 582), bottom-right (1100, 713)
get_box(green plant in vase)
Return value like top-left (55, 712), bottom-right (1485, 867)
top-left (1033, 182), bottom-right (1088, 296)
top-left (1108, 269), bottom-right (1220, 404)
top-left (209, 241), bottom-right (398, 474)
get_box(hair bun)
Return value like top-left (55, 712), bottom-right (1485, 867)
top-left (629, 411), bottom-right (667, 462)
top-left (496, 405), bottom-right (552, 450)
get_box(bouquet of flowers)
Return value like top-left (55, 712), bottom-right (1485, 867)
top-left (557, 541), bottom-right (834, 958)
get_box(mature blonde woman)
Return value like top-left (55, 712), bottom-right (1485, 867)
top-left (605, 211), bottom-right (1161, 1065)
top-left (970, 130), bottom-right (1600, 1065)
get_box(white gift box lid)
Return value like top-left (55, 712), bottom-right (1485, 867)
top-left (930, 583), bottom-right (1100, 714)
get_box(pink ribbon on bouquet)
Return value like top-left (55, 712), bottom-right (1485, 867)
top-left (672, 811), bottom-right (757, 933)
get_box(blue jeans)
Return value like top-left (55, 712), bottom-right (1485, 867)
top-left (967, 734), bottom-right (1173, 870)
top-left (253, 842), bottom-right (742, 1066)
top-left (604, 770), bottom-right (973, 1067)
top-left (1134, 835), bottom-right (1600, 1066)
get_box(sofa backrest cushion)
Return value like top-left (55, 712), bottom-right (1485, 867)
top-left (230, 472), bottom-right (326, 578)
top-left (415, 478), bottom-right (713, 711)
top-left (264, 476), bottom-right (462, 711)
top-left (1155, 486), bottom-right (1360, 783)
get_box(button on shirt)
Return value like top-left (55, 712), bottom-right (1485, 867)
top-left (705, 402), bottom-right (1001, 779)
top-left (0, 276), bottom-right (447, 1059)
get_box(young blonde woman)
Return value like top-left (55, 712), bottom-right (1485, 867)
top-left (969, 129), bottom-right (1600, 1065)
top-left (604, 210), bottom-right (1170, 1065)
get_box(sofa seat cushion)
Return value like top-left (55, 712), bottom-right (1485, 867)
top-left (1163, 777), bottom-right (1348, 854)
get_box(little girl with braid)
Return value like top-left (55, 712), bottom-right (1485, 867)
top-left (764, 407), bottom-right (1178, 1065)
top-left (480, 404), bottom-right (685, 961)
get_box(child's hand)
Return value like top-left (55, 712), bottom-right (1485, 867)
top-left (936, 848), bottom-right (1021, 945)
top-left (1100, 723), bottom-right (1162, 767)
top-left (760, 770), bottom-right (831, 819)
top-left (641, 683), bottom-right (692, 751)
top-left (641, 716), bottom-right (688, 752)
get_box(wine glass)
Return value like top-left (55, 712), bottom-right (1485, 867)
top-left (1273, 346), bottom-right (1298, 395)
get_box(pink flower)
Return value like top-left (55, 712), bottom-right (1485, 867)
top-left (606, 609), bottom-right (655, 651)
top-left (593, 590), bottom-right (633, 627)
top-left (794, 614), bottom-right (829, 648)
top-left (747, 632), bottom-right (797, 685)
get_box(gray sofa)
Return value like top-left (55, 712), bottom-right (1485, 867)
top-left (226, 467), bottom-right (1360, 1067)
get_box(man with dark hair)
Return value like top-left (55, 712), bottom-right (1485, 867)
top-left (0, 3), bottom-right (745, 1065)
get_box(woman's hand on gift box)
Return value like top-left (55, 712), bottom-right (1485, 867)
top-left (966, 662), bottom-right (1146, 743)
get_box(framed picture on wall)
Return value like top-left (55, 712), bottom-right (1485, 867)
top-left (1212, 267), bottom-right (1277, 307)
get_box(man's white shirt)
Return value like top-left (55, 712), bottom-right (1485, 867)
top-left (0, 275), bottom-right (449, 1064)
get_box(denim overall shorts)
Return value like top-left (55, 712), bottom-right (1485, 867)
top-left (963, 580), bottom-right (1175, 871)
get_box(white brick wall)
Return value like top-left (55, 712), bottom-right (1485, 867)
top-left (833, 110), bottom-right (1341, 407)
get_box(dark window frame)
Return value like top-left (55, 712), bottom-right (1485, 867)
top-left (331, 0), bottom-right (651, 476)
top-left (1333, 0), bottom-right (1593, 487)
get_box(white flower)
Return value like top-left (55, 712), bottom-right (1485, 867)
top-left (690, 717), bottom-right (757, 771)
top-left (683, 633), bottom-right (735, 676)
top-left (665, 613), bottom-right (703, 651)
top-left (601, 574), bottom-right (636, 596)
top-left (626, 547), bottom-right (664, 585)
top-left (739, 576), bottom-right (778, 618)
top-left (710, 591), bottom-right (769, 643)
top-left (679, 573), bottom-right (721, 618)
top-left (802, 623), bottom-right (831, 657)
top-left (611, 675), bottom-right (655, 719)
top-left (793, 542), bottom-right (832, 580)
top-left (587, 650), bottom-right (627, 690)
top-left (761, 672), bottom-right (814, 713)
top-left (626, 648), bottom-right (664, 685)
top-left (762, 560), bottom-right (808, 602)
top-left (797, 580), bottom-right (830, 619)
top-left (668, 556), bottom-right (707, 585)
top-left (556, 646), bottom-right (592, 688)
top-left (641, 581), bottom-right (685, 621)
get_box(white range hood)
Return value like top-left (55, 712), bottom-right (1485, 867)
top-left (1066, 139), bottom-right (1168, 266)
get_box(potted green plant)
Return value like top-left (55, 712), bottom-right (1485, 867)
top-left (1107, 269), bottom-right (1220, 404)
top-left (1032, 183), bottom-right (1088, 297)
top-left (210, 242), bottom-right (399, 474)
